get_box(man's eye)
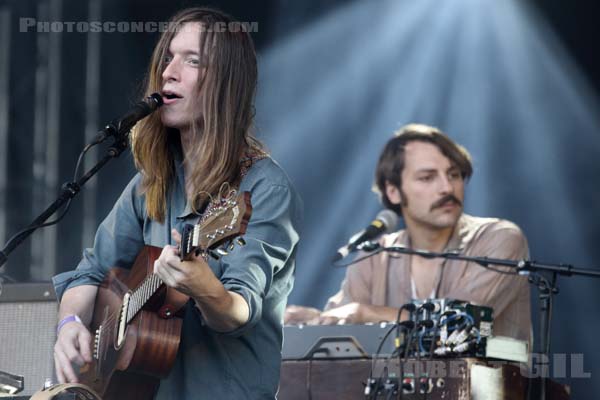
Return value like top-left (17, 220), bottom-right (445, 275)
top-left (448, 171), bottom-right (462, 180)
top-left (163, 56), bottom-right (173, 64)
top-left (418, 175), bottom-right (433, 182)
top-left (187, 58), bottom-right (200, 66)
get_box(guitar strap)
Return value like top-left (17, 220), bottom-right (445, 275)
top-left (196, 152), bottom-right (266, 228)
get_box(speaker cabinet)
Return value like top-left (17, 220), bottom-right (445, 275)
top-left (0, 282), bottom-right (57, 396)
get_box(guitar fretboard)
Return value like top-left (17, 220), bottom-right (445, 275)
top-left (126, 273), bottom-right (164, 324)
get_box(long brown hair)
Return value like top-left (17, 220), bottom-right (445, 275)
top-left (132, 7), bottom-right (266, 221)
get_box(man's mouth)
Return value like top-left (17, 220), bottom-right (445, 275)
top-left (162, 90), bottom-right (183, 104)
top-left (431, 195), bottom-right (462, 211)
top-left (440, 201), bottom-right (457, 208)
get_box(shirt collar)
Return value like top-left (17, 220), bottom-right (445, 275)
top-left (392, 213), bottom-right (470, 252)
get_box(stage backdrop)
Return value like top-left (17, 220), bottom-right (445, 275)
top-left (0, 0), bottom-right (598, 398)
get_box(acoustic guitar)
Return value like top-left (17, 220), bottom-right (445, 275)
top-left (78, 191), bottom-right (252, 399)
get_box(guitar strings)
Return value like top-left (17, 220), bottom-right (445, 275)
top-left (93, 192), bottom-right (241, 352)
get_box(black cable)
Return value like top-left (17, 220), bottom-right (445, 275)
top-left (1, 200), bottom-right (72, 253)
top-left (389, 323), bottom-right (412, 400)
top-left (303, 347), bottom-right (331, 400)
top-left (402, 326), bottom-right (414, 362)
top-left (332, 247), bottom-right (385, 268)
top-left (421, 322), bottom-right (441, 400)
top-left (1, 141), bottom-right (99, 257)
top-left (380, 365), bottom-right (389, 400)
top-left (367, 323), bottom-right (398, 400)
top-left (384, 247), bottom-right (519, 275)
top-left (401, 324), bottom-right (416, 395)
top-left (477, 264), bottom-right (520, 275)
top-left (395, 308), bottom-right (404, 400)
top-left (386, 389), bottom-right (395, 400)
top-left (73, 142), bottom-right (97, 181)
top-left (393, 304), bottom-right (415, 400)
top-left (414, 327), bottom-right (423, 399)
top-left (384, 377), bottom-right (396, 400)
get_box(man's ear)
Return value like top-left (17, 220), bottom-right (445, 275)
top-left (385, 182), bottom-right (402, 205)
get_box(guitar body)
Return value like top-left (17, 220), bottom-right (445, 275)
top-left (79, 246), bottom-right (187, 399)
top-left (76, 191), bottom-right (252, 398)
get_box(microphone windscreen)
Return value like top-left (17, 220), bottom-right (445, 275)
top-left (375, 209), bottom-right (399, 234)
top-left (148, 92), bottom-right (164, 108)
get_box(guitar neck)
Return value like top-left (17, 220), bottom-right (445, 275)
top-left (124, 190), bottom-right (252, 323)
top-left (126, 273), bottom-right (164, 324)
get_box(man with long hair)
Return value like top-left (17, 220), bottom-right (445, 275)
top-left (286, 124), bottom-right (531, 343)
top-left (52, 8), bottom-right (302, 398)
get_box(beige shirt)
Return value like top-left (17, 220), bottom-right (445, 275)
top-left (325, 214), bottom-right (532, 343)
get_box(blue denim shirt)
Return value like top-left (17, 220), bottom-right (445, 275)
top-left (53, 154), bottom-right (302, 399)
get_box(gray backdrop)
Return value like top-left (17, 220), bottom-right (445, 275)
top-left (0, 0), bottom-right (598, 397)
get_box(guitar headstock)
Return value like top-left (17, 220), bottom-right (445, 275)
top-left (179, 191), bottom-right (252, 261)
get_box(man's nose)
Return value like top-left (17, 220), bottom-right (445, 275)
top-left (438, 175), bottom-right (454, 194)
top-left (162, 59), bottom-right (179, 82)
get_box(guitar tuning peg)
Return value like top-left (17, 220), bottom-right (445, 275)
top-left (216, 248), bottom-right (229, 256)
top-left (228, 242), bottom-right (235, 252)
top-left (236, 237), bottom-right (246, 246)
top-left (208, 250), bottom-right (220, 261)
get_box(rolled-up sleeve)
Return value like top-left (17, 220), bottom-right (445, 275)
top-left (52, 174), bottom-right (146, 301)
top-left (216, 181), bottom-right (300, 336)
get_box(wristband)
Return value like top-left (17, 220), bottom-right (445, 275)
top-left (57, 315), bottom-right (82, 334)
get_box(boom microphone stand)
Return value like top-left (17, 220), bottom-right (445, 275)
top-left (0, 93), bottom-right (163, 270)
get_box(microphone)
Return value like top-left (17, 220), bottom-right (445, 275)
top-left (94, 93), bottom-right (164, 143)
top-left (332, 210), bottom-right (398, 262)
